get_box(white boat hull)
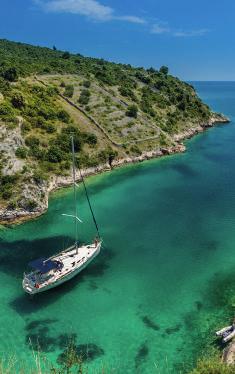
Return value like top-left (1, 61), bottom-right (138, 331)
top-left (23, 241), bottom-right (101, 295)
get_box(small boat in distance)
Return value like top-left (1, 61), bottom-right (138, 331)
top-left (23, 136), bottom-right (102, 294)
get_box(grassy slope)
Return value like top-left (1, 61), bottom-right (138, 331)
top-left (0, 39), bottom-right (213, 217)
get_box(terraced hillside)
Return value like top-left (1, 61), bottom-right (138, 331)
top-left (0, 39), bottom-right (228, 223)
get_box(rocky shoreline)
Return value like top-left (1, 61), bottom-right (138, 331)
top-left (0, 113), bottom-right (229, 226)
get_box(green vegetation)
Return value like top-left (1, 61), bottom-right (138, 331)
top-left (64, 84), bottom-right (74, 98)
top-left (15, 146), bottom-right (28, 158)
top-left (0, 174), bottom-right (19, 200)
top-left (0, 38), bottom-right (214, 214)
top-left (126, 104), bottom-right (138, 118)
top-left (78, 89), bottom-right (90, 105)
top-left (189, 354), bottom-right (235, 374)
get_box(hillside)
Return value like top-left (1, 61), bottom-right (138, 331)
top-left (0, 39), bottom-right (228, 224)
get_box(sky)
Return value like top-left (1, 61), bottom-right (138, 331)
top-left (0, 0), bottom-right (234, 80)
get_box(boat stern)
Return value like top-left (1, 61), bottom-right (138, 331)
top-left (22, 275), bottom-right (38, 295)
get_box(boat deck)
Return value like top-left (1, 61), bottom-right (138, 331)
top-left (23, 242), bottom-right (101, 294)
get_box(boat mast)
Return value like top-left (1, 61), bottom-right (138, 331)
top-left (71, 135), bottom-right (78, 250)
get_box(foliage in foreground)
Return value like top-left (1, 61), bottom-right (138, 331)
top-left (189, 354), bottom-right (235, 374)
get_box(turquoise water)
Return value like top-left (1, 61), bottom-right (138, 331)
top-left (1, 82), bottom-right (235, 373)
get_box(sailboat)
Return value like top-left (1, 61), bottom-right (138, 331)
top-left (22, 136), bottom-right (102, 294)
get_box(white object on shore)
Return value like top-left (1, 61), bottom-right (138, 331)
top-left (216, 326), bottom-right (233, 337)
top-left (223, 329), bottom-right (235, 343)
top-left (216, 325), bottom-right (235, 343)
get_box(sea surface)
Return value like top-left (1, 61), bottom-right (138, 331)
top-left (1, 82), bottom-right (235, 373)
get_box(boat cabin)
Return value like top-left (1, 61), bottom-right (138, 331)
top-left (27, 258), bottom-right (63, 284)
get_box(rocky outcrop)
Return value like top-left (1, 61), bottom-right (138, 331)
top-left (174, 113), bottom-right (230, 142)
top-left (223, 341), bottom-right (235, 365)
top-left (0, 119), bottom-right (26, 175)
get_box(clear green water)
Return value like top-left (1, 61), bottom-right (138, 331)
top-left (1, 82), bottom-right (235, 373)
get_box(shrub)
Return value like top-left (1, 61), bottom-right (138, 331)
top-left (83, 133), bottom-right (97, 145)
top-left (0, 77), bottom-right (10, 92)
top-left (33, 170), bottom-right (45, 184)
top-left (53, 129), bottom-right (82, 154)
top-left (76, 153), bottom-right (99, 168)
top-left (81, 89), bottom-right (90, 97)
top-left (2, 188), bottom-right (12, 199)
top-left (29, 146), bottom-right (45, 160)
top-left (15, 147), bottom-right (28, 159)
top-left (7, 200), bottom-right (17, 210)
top-left (159, 65), bottom-right (169, 75)
top-left (58, 109), bottom-right (70, 123)
top-left (82, 80), bottom-right (91, 88)
top-left (119, 86), bottom-right (136, 101)
top-left (25, 135), bottom-right (40, 148)
top-left (126, 105), bottom-right (138, 118)
top-left (0, 175), bottom-right (18, 200)
top-left (64, 85), bottom-right (74, 98)
top-left (177, 100), bottom-right (186, 111)
top-left (189, 354), bottom-right (235, 374)
top-left (78, 89), bottom-right (90, 105)
top-left (26, 199), bottom-right (38, 211)
top-left (21, 121), bottom-right (31, 133)
top-left (47, 145), bottom-right (63, 163)
top-left (62, 51), bottom-right (70, 59)
top-left (0, 103), bottom-right (14, 116)
top-left (78, 95), bottom-right (89, 105)
top-left (0, 174), bottom-right (18, 185)
top-left (130, 145), bottom-right (142, 155)
top-left (42, 122), bottom-right (56, 133)
top-left (11, 92), bottom-right (25, 109)
top-left (98, 147), bottom-right (118, 165)
top-left (2, 67), bottom-right (18, 82)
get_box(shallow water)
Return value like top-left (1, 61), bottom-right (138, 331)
top-left (1, 82), bottom-right (235, 373)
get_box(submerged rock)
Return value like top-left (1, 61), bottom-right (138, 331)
top-left (141, 315), bottom-right (160, 331)
top-left (165, 324), bottom-right (182, 335)
top-left (135, 342), bottom-right (149, 368)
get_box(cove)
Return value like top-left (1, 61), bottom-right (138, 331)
top-left (0, 82), bottom-right (235, 373)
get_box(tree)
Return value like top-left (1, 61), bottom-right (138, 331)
top-left (147, 67), bottom-right (156, 74)
top-left (0, 103), bottom-right (14, 116)
top-left (126, 105), bottom-right (138, 118)
top-left (11, 92), bottom-right (25, 109)
top-left (25, 135), bottom-right (40, 148)
top-left (47, 145), bottom-right (62, 163)
top-left (64, 85), bottom-right (74, 98)
top-left (26, 199), bottom-right (38, 211)
top-left (2, 67), bottom-right (18, 82)
top-left (58, 109), bottom-right (70, 123)
top-left (83, 133), bottom-right (97, 145)
top-left (159, 66), bottom-right (169, 76)
top-left (98, 147), bottom-right (118, 166)
top-left (53, 45), bottom-right (57, 51)
top-left (78, 89), bottom-right (90, 105)
top-left (83, 80), bottom-right (91, 88)
top-left (15, 147), bottom-right (28, 159)
top-left (62, 51), bottom-right (70, 59)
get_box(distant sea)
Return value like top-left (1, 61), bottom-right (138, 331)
top-left (0, 82), bottom-right (235, 373)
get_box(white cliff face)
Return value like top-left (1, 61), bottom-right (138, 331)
top-left (0, 119), bottom-right (26, 175)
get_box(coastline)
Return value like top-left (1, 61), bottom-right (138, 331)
top-left (0, 113), bottom-right (229, 226)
